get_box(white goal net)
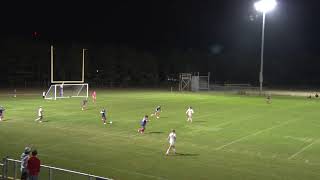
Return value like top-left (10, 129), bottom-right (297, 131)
top-left (45, 83), bottom-right (89, 100)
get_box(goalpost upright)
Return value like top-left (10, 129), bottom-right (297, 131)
top-left (45, 45), bottom-right (89, 100)
top-left (50, 45), bottom-right (87, 84)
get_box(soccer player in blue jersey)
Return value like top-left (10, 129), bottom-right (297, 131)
top-left (138, 115), bottom-right (149, 134)
top-left (101, 108), bottom-right (107, 124)
top-left (151, 106), bottom-right (161, 119)
top-left (100, 108), bottom-right (112, 125)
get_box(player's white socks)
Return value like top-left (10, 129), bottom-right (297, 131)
top-left (166, 147), bottom-right (176, 155)
top-left (35, 118), bottom-right (42, 122)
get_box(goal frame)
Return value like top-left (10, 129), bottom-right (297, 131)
top-left (45, 83), bottom-right (89, 100)
top-left (50, 45), bottom-right (87, 83)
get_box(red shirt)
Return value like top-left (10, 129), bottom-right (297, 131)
top-left (27, 156), bottom-right (41, 176)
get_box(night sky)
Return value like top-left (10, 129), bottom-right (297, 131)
top-left (1, 0), bottom-right (320, 87)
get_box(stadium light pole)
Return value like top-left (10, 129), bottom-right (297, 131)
top-left (254, 0), bottom-right (277, 94)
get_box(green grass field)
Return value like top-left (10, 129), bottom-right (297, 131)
top-left (1, 90), bottom-right (320, 180)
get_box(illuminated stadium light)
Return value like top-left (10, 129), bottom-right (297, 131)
top-left (254, 0), bottom-right (277, 93)
top-left (254, 0), bottom-right (277, 13)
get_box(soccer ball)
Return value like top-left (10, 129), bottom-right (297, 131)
top-left (110, 121), bottom-right (113, 124)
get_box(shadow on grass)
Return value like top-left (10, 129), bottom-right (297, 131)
top-left (193, 120), bottom-right (207, 123)
top-left (175, 153), bottom-right (200, 156)
top-left (38, 120), bottom-right (50, 123)
top-left (158, 116), bottom-right (169, 119)
top-left (148, 131), bottom-right (164, 134)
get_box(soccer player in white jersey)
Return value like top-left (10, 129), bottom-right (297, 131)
top-left (42, 91), bottom-right (46, 99)
top-left (186, 106), bottom-right (194, 122)
top-left (166, 129), bottom-right (177, 155)
top-left (60, 83), bottom-right (64, 97)
top-left (35, 106), bottom-right (43, 123)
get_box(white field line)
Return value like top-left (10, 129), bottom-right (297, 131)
top-left (108, 167), bottom-right (168, 180)
top-left (288, 139), bottom-right (320, 160)
top-left (195, 100), bottom-right (306, 120)
top-left (215, 119), bottom-right (297, 150)
top-left (204, 102), bottom-right (308, 132)
top-left (212, 113), bottom-right (262, 129)
top-left (195, 107), bottom-right (244, 119)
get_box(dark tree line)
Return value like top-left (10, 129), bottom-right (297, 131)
top-left (1, 36), bottom-right (320, 88)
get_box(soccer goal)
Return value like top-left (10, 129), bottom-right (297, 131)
top-left (45, 83), bottom-right (89, 100)
top-left (45, 45), bottom-right (89, 100)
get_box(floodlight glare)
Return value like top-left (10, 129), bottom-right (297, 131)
top-left (254, 0), bottom-right (277, 93)
top-left (254, 0), bottom-right (277, 13)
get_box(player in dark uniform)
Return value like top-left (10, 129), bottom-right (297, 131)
top-left (82, 99), bottom-right (88, 111)
top-left (101, 108), bottom-right (107, 124)
top-left (266, 94), bottom-right (271, 104)
top-left (151, 106), bottom-right (161, 119)
top-left (138, 115), bottom-right (149, 133)
top-left (0, 106), bottom-right (5, 121)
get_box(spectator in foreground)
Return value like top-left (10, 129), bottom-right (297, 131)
top-left (20, 147), bottom-right (31, 180)
top-left (27, 150), bottom-right (41, 180)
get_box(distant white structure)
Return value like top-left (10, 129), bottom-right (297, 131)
top-left (179, 72), bottom-right (210, 92)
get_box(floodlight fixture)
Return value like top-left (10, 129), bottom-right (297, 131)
top-left (254, 0), bottom-right (277, 93)
top-left (254, 0), bottom-right (277, 13)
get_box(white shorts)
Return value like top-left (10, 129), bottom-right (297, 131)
top-left (169, 141), bottom-right (175, 146)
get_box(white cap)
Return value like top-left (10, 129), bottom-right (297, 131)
top-left (24, 147), bottom-right (31, 153)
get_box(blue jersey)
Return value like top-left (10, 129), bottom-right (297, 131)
top-left (101, 109), bottom-right (106, 117)
top-left (140, 118), bottom-right (148, 126)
